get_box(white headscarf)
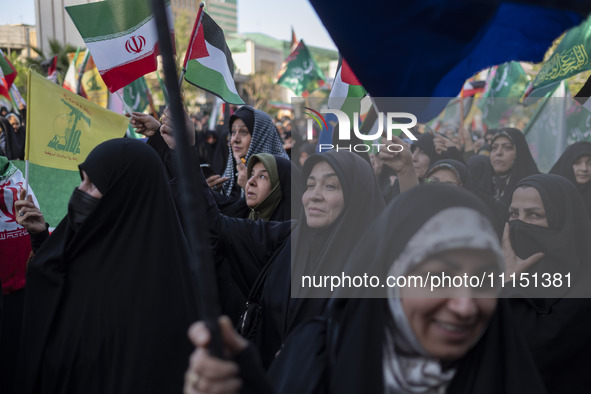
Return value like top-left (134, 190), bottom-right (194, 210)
top-left (383, 207), bottom-right (503, 394)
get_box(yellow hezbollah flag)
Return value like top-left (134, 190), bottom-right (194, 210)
top-left (26, 70), bottom-right (128, 170)
top-left (69, 51), bottom-right (109, 108)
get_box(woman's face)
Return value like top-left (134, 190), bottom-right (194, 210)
top-left (230, 118), bottom-right (252, 159)
top-left (508, 186), bottom-right (548, 227)
top-left (573, 154), bottom-right (591, 185)
top-left (245, 162), bottom-right (272, 208)
top-left (7, 115), bottom-right (20, 131)
top-left (401, 248), bottom-right (499, 361)
top-left (490, 136), bottom-right (516, 175)
top-left (425, 168), bottom-right (461, 187)
top-left (302, 161), bottom-right (345, 229)
top-left (412, 147), bottom-right (431, 179)
top-left (79, 170), bottom-right (103, 199)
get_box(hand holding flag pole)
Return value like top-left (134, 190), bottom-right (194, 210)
top-left (179, 2), bottom-right (205, 88)
top-left (151, 0), bottom-right (224, 358)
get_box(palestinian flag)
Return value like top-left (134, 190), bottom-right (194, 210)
top-left (328, 56), bottom-right (366, 111)
top-left (184, 12), bottom-right (244, 105)
top-left (0, 49), bottom-right (17, 89)
top-left (66, 0), bottom-right (174, 93)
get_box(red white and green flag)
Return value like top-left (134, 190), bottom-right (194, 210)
top-left (183, 11), bottom-right (244, 105)
top-left (63, 48), bottom-right (83, 94)
top-left (0, 49), bottom-right (17, 89)
top-left (66, 0), bottom-right (174, 93)
top-left (0, 49), bottom-right (17, 100)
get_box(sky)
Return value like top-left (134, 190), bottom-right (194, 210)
top-left (0, 0), bottom-right (337, 50)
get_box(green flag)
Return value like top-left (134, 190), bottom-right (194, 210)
top-left (276, 40), bottom-right (326, 96)
top-left (124, 76), bottom-right (150, 114)
top-left (123, 76), bottom-right (150, 139)
top-left (566, 99), bottom-right (591, 143)
top-left (477, 62), bottom-right (531, 128)
top-left (523, 81), bottom-right (570, 173)
top-left (528, 14), bottom-right (591, 96)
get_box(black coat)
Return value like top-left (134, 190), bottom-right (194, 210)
top-left (17, 139), bottom-right (200, 394)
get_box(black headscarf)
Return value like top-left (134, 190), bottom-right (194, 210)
top-left (254, 151), bottom-right (385, 367)
top-left (269, 185), bottom-right (546, 394)
top-left (0, 116), bottom-right (24, 160)
top-left (425, 159), bottom-right (473, 191)
top-left (384, 133), bottom-right (466, 203)
top-left (290, 150), bottom-right (386, 297)
top-left (411, 133), bottom-right (466, 169)
top-left (473, 128), bottom-right (539, 206)
top-left (508, 174), bottom-right (591, 298)
top-left (17, 139), bottom-right (200, 394)
top-left (507, 174), bottom-right (591, 393)
top-left (549, 141), bottom-right (591, 221)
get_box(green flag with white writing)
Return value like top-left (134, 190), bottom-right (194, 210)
top-left (276, 40), bottom-right (326, 97)
top-left (528, 14), bottom-right (591, 96)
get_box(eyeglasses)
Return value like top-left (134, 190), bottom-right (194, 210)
top-left (424, 177), bottom-right (461, 187)
top-left (231, 128), bottom-right (249, 137)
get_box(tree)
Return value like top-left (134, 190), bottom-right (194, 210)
top-left (25, 39), bottom-right (78, 86)
top-left (242, 72), bottom-right (284, 114)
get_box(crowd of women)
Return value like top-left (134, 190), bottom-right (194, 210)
top-left (1, 104), bottom-right (591, 394)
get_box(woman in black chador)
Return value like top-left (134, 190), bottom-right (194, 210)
top-left (183, 185), bottom-right (547, 394)
top-left (16, 139), bottom-right (200, 394)
top-left (549, 141), bottom-right (591, 220)
top-left (505, 174), bottom-right (591, 393)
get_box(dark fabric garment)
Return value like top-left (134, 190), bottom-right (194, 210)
top-left (0, 289), bottom-right (25, 394)
top-left (469, 129), bottom-right (539, 235)
top-left (230, 106), bottom-right (255, 135)
top-left (292, 141), bottom-right (316, 169)
top-left (267, 185), bottom-right (546, 394)
top-left (211, 154), bottom-right (298, 324)
top-left (507, 174), bottom-right (591, 393)
top-left (5, 113), bottom-right (26, 160)
top-left (221, 107), bottom-right (288, 198)
top-left (0, 117), bottom-right (24, 160)
top-left (473, 128), bottom-right (539, 206)
top-left (211, 125), bottom-right (230, 176)
top-left (425, 159), bottom-right (473, 191)
top-left (253, 151), bottom-right (385, 368)
top-left (466, 153), bottom-right (490, 180)
top-left (384, 133), bottom-right (466, 204)
top-left (411, 133), bottom-right (466, 167)
top-left (17, 139), bottom-right (200, 394)
top-left (549, 141), bottom-right (591, 221)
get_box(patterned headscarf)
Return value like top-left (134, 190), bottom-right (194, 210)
top-left (221, 106), bottom-right (288, 197)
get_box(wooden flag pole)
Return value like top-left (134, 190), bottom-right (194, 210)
top-left (179, 2), bottom-right (205, 88)
top-left (151, 0), bottom-right (224, 358)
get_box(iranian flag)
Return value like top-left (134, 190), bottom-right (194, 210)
top-left (66, 0), bottom-right (174, 93)
top-left (0, 49), bottom-right (17, 100)
top-left (0, 49), bottom-right (17, 89)
top-left (183, 12), bottom-right (244, 105)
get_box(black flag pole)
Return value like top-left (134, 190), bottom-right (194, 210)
top-left (150, 0), bottom-right (224, 358)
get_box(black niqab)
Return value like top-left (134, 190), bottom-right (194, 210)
top-left (508, 174), bottom-right (591, 394)
top-left (17, 139), bottom-right (200, 394)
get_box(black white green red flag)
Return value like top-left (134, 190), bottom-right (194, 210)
top-left (183, 12), bottom-right (244, 105)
